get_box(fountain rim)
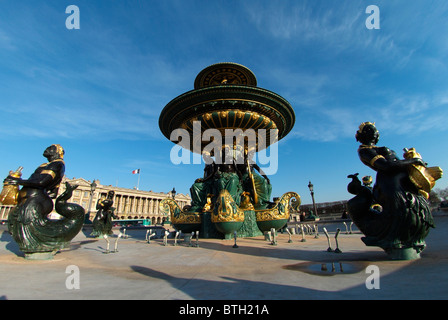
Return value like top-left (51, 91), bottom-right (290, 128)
top-left (159, 84), bottom-right (296, 142)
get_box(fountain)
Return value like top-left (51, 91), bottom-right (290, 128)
top-left (159, 63), bottom-right (300, 239)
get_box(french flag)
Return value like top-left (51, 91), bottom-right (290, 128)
top-left (132, 169), bottom-right (140, 174)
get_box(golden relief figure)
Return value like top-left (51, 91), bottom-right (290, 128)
top-left (212, 189), bottom-right (245, 223)
top-left (160, 198), bottom-right (202, 225)
top-left (255, 192), bottom-right (299, 222)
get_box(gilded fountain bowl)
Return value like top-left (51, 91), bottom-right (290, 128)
top-left (159, 63), bottom-right (295, 153)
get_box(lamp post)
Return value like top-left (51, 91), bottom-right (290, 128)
top-left (308, 181), bottom-right (319, 219)
top-left (85, 180), bottom-right (97, 224)
top-left (171, 187), bottom-right (176, 199)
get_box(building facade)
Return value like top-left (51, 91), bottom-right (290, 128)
top-left (0, 177), bottom-right (191, 225)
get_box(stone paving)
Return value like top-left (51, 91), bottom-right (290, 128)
top-left (0, 213), bottom-right (447, 301)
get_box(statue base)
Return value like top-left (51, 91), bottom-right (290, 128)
top-left (236, 210), bottom-right (264, 239)
top-left (362, 237), bottom-right (424, 260)
top-left (24, 252), bottom-right (55, 260)
top-left (385, 247), bottom-right (421, 260)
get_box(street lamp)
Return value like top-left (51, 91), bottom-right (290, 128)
top-left (308, 181), bottom-right (319, 219)
top-left (85, 180), bottom-right (97, 224)
top-left (171, 187), bottom-right (176, 199)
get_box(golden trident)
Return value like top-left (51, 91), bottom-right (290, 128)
top-left (245, 149), bottom-right (258, 205)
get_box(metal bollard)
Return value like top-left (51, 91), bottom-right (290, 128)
top-left (174, 231), bottom-right (180, 246)
top-left (195, 231), bottom-right (199, 247)
top-left (163, 230), bottom-right (169, 246)
top-left (148, 233), bottom-right (155, 244)
top-left (270, 228), bottom-right (277, 245)
top-left (103, 234), bottom-right (110, 254)
top-left (334, 228), bottom-right (342, 253)
top-left (113, 233), bottom-right (123, 253)
top-left (323, 227), bottom-right (333, 252)
top-left (233, 231), bottom-right (238, 248)
top-left (286, 228), bottom-right (292, 243)
top-left (300, 225), bottom-right (306, 242)
top-left (189, 232), bottom-right (195, 247)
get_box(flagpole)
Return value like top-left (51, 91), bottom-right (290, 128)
top-left (137, 170), bottom-right (140, 190)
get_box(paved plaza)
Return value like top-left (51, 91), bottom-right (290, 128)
top-left (1, 213), bottom-right (447, 301)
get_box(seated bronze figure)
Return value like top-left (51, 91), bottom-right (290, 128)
top-left (347, 122), bottom-right (442, 259)
top-left (90, 190), bottom-right (116, 238)
top-left (5, 144), bottom-right (85, 259)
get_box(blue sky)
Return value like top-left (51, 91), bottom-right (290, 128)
top-left (0, 0), bottom-right (447, 204)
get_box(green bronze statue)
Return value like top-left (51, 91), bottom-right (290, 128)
top-left (5, 144), bottom-right (85, 259)
top-left (189, 152), bottom-right (216, 212)
top-left (347, 122), bottom-right (443, 260)
top-left (90, 190), bottom-right (116, 238)
top-left (239, 149), bottom-right (272, 210)
top-left (212, 145), bottom-right (243, 207)
top-left (189, 146), bottom-right (273, 214)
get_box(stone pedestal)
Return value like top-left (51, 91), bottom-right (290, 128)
top-left (386, 247), bottom-right (422, 260)
top-left (25, 252), bottom-right (55, 260)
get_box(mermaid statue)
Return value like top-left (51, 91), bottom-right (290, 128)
top-left (347, 122), bottom-right (443, 260)
top-left (4, 144), bottom-right (85, 259)
top-left (90, 190), bottom-right (116, 237)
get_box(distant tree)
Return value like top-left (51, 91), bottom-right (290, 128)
top-left (440, 187), bottom-right (448, 201)
top-left (429, 190), bottom-right (442, 206)
top-left (432, 187), bottom-right (448, 201)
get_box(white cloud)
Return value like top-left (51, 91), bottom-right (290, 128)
top-left (243, 1), bottom-right (448, 144)
top-left (243, 1), bottom-right (391, 53)
top-left (287, 90), bottom-right (448, 143)
top-left (376, 94), bottom-right (448, 135)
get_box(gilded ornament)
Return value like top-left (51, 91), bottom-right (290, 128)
top-left (255, 192), bottom-right (299, 222)
top-left (212, 189), bottom-right (245, 223)
top-left (403, 148), bottom-right (443, 199)
top-left (159, 198), bottom-right (202, 224)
